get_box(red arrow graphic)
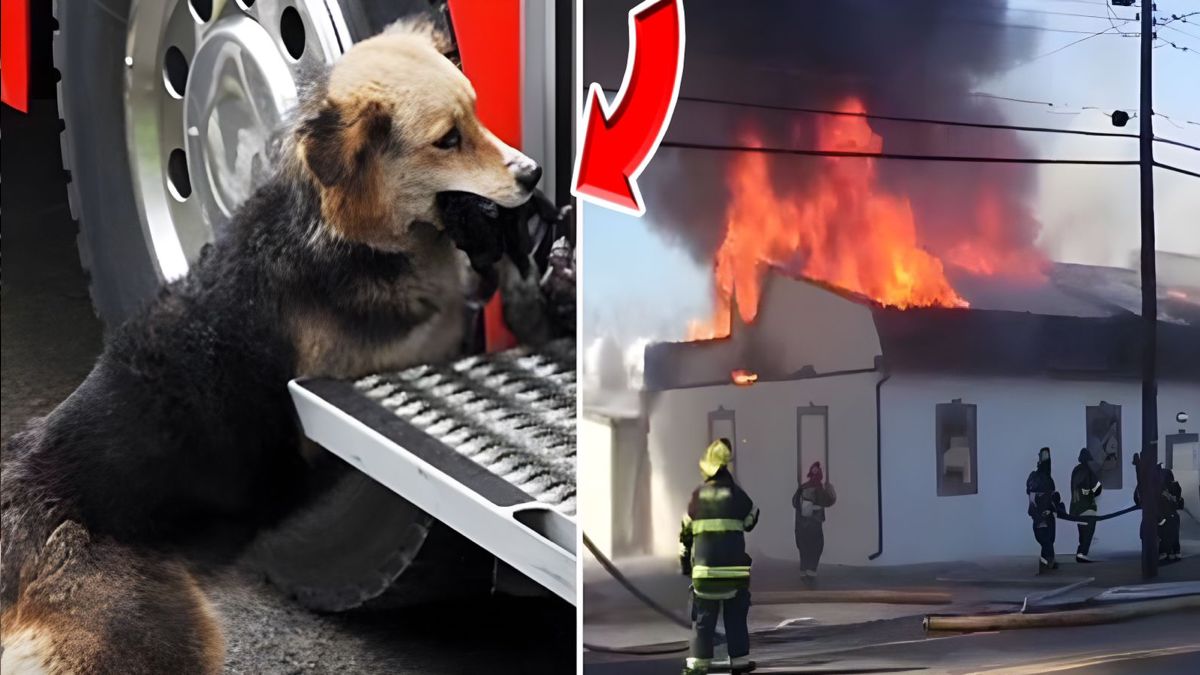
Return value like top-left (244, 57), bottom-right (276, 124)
top-left (572, 0), bottom-right (685, 216)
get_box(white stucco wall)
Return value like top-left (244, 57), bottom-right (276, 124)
top-left (579, 415), bottom-right (615, 557)
top-left (876, 374), bottom-right (1200, 564)
top-left (644, 371), bottom-right (881, 565)
top-left (647, 275), bottom-right (882, 388)
top-left (752, 273), bottom-right (883, 374)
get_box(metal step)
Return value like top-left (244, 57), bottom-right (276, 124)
top-left (289, 340), bottom-right (577, 604)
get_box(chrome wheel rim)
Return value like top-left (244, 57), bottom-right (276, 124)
top-left (124, 0), bottom-right (350, 281)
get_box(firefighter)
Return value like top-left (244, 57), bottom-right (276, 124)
top-left (679, 439), bottom-right (760, 675)
top-left (792, 461), bottom-right (836, 580)
top-left (1026, 447), bottom-right (1062, 573)
top-left (1158, 465), bottom-right (1185, 562)
top-left (1070, 447), bottom-right (1103, 563)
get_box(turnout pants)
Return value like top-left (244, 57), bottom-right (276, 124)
top-left (1076, 521), bottom-right (1095, 556)
top-left (1159, 513), bottom-right (1181, 557)
top-left (688, 588), bottom-right (750, 672)
top-left (795, 519), bottom-right (824, 572)
top-left (1033, 518), bottom-right (1055, 564)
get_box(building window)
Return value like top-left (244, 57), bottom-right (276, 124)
top-left (936, 400), bottom-right (977, 496)
top-left (1085, 402), bottom-right (1122, 490)
top-left (708, 407), bottom-right (736, 473)
top-left (796, 405), bottom-right (829, 482)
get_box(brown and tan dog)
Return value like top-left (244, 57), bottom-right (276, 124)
top-left (1, 18), bottom-right (540, 673)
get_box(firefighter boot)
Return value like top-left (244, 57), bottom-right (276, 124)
top-left (731, 658), bottom-right (757, 674)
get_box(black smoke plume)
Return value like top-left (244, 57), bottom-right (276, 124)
top-left (584, 0), bottom-right (1043, 270)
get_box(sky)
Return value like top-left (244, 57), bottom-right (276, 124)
top-left (581, 0), bottom-right (1200, 345)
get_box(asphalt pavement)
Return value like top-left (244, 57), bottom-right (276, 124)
top-left (585, 609), bottom-right (1200, 674)
top-left (1, 101), bottom-right (574, 674)
top-left (584, 533), bottom-right (1200, 674)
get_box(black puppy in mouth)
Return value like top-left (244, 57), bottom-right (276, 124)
top-left (438, 190), bottom-right (575, 346)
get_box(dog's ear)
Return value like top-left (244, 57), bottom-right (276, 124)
top-left (299, 98), bottom-right (394, 188)
top-left (385, 14), bottom-right (456, 61)
top-left (299, 98), bottom-right (395, 242)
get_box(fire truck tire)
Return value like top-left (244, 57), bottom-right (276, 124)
top-left (53, 0), bottom-right (161, 327)
top-left (51, 0), bottom-right (436, 327)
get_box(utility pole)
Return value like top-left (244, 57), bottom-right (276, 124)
top-left (1136, 0), bottom-right (1159, 580)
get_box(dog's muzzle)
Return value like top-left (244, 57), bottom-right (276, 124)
top-left (514, 163), bottom-right (542, 192)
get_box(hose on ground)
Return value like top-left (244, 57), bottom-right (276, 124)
top-left (581, 641), bottom-right (689, 655)
top-left (924, 594), bottom-right (1200, 632)
top-left (754, 589), bottom-right (952, 605)
top-left (582, 533), bottom-right (691, 654)
top-left (582, 532), bottom-right (690, 629)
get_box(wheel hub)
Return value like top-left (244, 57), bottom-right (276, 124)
top-left (185, 15), bottom-right (296, 231)
top-left (125, 0), bottom-right (349, 279)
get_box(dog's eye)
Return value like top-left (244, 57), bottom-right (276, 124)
top-left (433, 127), bottom-right (461, 150)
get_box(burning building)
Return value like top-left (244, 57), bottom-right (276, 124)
top-left (578, 0), bottom-right (1199, 565)
top-left (626, 256), bottom-right (1200, 566)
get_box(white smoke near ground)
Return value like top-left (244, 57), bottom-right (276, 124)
top-left (583, 335), bottom-right (652, 395)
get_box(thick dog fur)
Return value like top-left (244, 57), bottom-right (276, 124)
top-left (1, 19), bottom-right (539, 674)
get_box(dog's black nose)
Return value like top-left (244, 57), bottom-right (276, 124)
top-left (516, 165), bottom-right (543, 191)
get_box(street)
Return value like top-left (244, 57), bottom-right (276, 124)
top-left (585, 610), bottom-right (1200, 674)
top-left (583, 535), bottom-right (1200, 675)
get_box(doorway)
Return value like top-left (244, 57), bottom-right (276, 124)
top-left (708, 406), bottom-right (736, 477)
top-left (796, 405), bottom-right (829, 486)
top-left (1166, 432), bottom-right (1199, 521)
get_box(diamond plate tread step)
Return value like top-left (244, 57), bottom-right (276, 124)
top-left (288, 340), bottom-right (577, 603)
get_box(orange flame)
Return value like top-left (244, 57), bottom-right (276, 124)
top-left (943, 187), bottom-right (1047, 278)
top-left (731, 369), bottom-right (759, 386)
top-left (688, 97), bottom-right (1026, 341)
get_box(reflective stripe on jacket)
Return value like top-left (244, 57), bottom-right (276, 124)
top-left (1070, 462), bottom-right (1101, 515)
top-left (679, 468), bottom-right (759, 595)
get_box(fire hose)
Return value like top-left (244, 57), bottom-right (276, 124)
top-left (1053, 503), bottom-right (1140, 523)
top-left (582, 532), bottom-right (691, 654)
top-left (581, 533), bottom-right (954, 655)
top-left (925, 594), bottom-right (1200, 632)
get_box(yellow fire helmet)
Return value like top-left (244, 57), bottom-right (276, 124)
top-left (699, 439), bottom-right (733, 479)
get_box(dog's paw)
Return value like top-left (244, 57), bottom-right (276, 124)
top-left (499, 256), bottom-right (553, 346)
top-left (539, 237), bottom-right (576, 338)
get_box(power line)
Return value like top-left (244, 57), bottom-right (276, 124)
top-left (1155, 112), bottom-right (1191, 130)
top-left (1160, 11), bottom-right (1199, 26)
top-left (967, 93), bottom-right (1127, 112)
top-left (1002, 8), bottom-right (1131, 21)
top-left (951, 3), bottom-right (1133, 21)
top-left (950, 20), bottom-right (1131, 35)
top-left (1162, 23), bottom-right (1200, 40)
top-left (850, 9), bottom-right (1137, 36)
top-left (658, 141), bottom-right (1140, 166)
top-left (662, 92), bottom-right (1198, 153)
top-left (1155, 136), bottom-right (1200, 152)
top-left (1018, 0), bottom-right (1109, 5)
top-left (671, 92), bottom-right (1141, 140)
top-left (833, 2), bottom-right (1136, 35)
top-left (1158, 37), bottom-right (1200, 54)
top-left (1155, 161), bottom-right (1200, 179)
top-left (1017, 25), bottom-right (1124, 68)
top-left (1105, 1), bottom-right (1140, 34)
top-left (968, 93), bottom-right (1200, 126)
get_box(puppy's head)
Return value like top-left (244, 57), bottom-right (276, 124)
top-left (296, 18), bottom-right (540, 250)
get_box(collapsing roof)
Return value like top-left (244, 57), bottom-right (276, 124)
top-left (645, 261), bottom-right (1200, 390)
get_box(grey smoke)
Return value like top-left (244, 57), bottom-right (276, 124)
top-left (584, 0), bottom-right (1043, 269)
